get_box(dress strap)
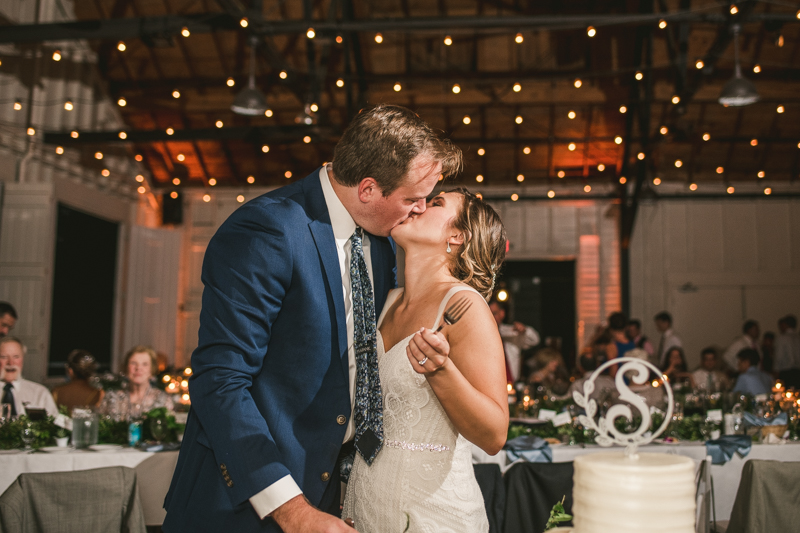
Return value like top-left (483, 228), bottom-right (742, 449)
top-left (377, 288), bottom-right (404, 329)
top-left (431, 285), bottom-right (483, 330)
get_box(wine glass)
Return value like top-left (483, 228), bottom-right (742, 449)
top-left (21, 421), bottom-right (35, 450)
top-left (149, 417), bottom-right (168, 443)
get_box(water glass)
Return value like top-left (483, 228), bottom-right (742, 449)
top-left (21, 421), bottom-right (35, 450)
top-left (149, 417), bottom-right (168, 443)
top-left (72, 408), bottom-right (99, 449)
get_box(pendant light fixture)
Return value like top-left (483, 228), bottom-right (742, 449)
top-left (231, 37), bottom-right (269, 116)
top-left (718, 25), bottom-right (759, 107)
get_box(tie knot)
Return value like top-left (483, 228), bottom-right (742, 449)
top-left (351, 227), bottom-right (363, 244)
top-left (3, 383), bottom-right (11, 392)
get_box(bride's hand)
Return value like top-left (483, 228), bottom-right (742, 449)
top-left (406, 327), bottom-right (450, 373)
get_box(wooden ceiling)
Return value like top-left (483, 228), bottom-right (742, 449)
top-left (51, 0), bottom-right (800, 190)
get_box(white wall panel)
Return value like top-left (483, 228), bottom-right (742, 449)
top-left (722, 203), bottom-right (758, 272)
top-left (755, 203), bottom-right (791, 272)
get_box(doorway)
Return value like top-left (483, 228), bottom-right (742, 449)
top-left (495, 260), bottom-right (576, 371)
top-left (48, 204), bottom-right (119, 376)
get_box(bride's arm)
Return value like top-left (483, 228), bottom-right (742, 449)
top-left (406, 292), bottom-right (509, 455)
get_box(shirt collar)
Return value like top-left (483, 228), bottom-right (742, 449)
top-left (319, 164), bottom-right (357, 241)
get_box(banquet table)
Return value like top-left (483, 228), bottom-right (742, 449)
top-left (0, 448), bottom-right (179, 525)
top-left (473, 440), bottom-right (800, 522)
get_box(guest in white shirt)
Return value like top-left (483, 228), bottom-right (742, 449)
top-left (0, 337), bottom-right (58, 418)
top-left (775, 315), bottom-right (800, 373)
top-left (692, 347), bottom-right (730, 393)
top-left (489, 299), bottom-right (539, 382)
top-left (723, 320), bottom-right (762, 370)
top-left (654, 311), bottom-right (682, 367)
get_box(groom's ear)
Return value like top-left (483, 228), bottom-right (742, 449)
top-left (357, 177), bottom-right (379, 203)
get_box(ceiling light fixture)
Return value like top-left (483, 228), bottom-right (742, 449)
top-left (232, 38), bottom-right (269, 116)
top-left (719, 25), bottom-right (759, 106)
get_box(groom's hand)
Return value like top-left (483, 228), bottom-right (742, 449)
top-left (270, 495), bottom-right (358, 532)
top-left (407, 327), bottom-right (451, 373)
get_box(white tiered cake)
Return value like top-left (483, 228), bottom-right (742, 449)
top-left (571, 452), bottom-right (696, 533)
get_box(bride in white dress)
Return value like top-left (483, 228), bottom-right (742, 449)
top-left (343, 188), bottom-right (509, 533)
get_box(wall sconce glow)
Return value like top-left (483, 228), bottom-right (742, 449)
top-left (547, 190), bottom-right (555, 198)
top-left (209, 178), bottom-right (217, 186)
top-left (614, 136), bottom-right (623, 144)
top-left (203, 194), bottom-right (211, 202)
top-left (674, 159), bottom-right (683, 168)
top-left (476, 175), bottom-right (484, 182)
top-left (513, 83), bottom-right (522, 92)
top-left (597, 163), bottom-right (605, 171)
top-left (285, 171), bottom-right (292, 178)
top-left (247, 176), bottom-right (255, 184)
top-left (516, 174), bottom-right (525, 182)
top-left (310, 103), bottom-right (319, 112)
top-left (237, 195), bottom-right (245, 203)
top-left (477, 148), bottom-right (485, 156)
top-left (510, 193), bottom-right (519, 201)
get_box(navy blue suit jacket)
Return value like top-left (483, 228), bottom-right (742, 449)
top-left (163, 170), bottom-right (396, 532)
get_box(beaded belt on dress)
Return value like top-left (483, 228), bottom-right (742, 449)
top-left (384, 439), bottom-right (450, 452)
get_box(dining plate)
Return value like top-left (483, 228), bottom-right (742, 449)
top-left (89, 444), bottom-right (124, 452)
top-left (39, 446), bottom-right (72, 453)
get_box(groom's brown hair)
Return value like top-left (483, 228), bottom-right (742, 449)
top-left (332, 104), bottom-right (462, 196)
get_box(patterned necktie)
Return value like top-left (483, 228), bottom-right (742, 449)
top-left (350, 227), bottom-right (383, 465)
top-left (2, 383), bottom-right (17, 417)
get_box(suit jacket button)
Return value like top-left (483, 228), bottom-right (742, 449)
top-left (336, 415), bottom-right (346, 425)
top-left (320, 472), bottom-right (330, 482)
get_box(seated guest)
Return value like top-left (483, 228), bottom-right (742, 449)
top-left (52, 349), bottom-right (105, 414)
top-left (0, 301), bottom-right (17, 338)
top-left (723, 320), bottom-right (761, 370)
top-left (99, 345), bottom-right (173, 420)
top-left (661, 347), bottom-right (695, 389)
top-left (732, 348), bottom-right (774, 396)
top-left (528, 347), bottom-right (569, 394)
top-left (0, 337), bottom-right (59, 417)
top-left (568, 352), bottom-right (615, 403)
top-left (692, 347), bottom-right (730, 393)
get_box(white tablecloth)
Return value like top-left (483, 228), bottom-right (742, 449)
top-left (473, 441), bottom-right (800, 521)
top-left (0, 448), bottom-right (179, 525)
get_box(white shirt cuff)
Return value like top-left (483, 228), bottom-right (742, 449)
top-left (249, 475), bottom-right (303, 519)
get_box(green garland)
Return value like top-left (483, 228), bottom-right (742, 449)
top-left (0, 415), bottom-right (59, 450)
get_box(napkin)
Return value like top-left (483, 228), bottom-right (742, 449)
top-left (743, 411), bottom-right (788, 427)
top-left (704, 435), bottom-right (752, 465)
top-left (504, 435), bottom-right (552, 463)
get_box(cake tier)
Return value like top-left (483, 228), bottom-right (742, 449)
top-left (572, 452), bottom-right (696, 533)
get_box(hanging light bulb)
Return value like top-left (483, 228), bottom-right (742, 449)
top-left (393, 82), bottom-right (402, 92)
top-left (117, 41), bottom-right (126, 52)
top-left (444, 35), bottom-right (453, 46)
top-left (181, 27), bottom-right (190, 37)
top-left (513, 83), bottom-right (522, 92)
top-left (658, 19), bottom-right (667, 29)
top-left (515, 33), bottom-right (524, 44)
top-left (587, 26), bottom-right (596, 37)
top-left (635, 71), bottom-right (643, 80)
top-left (64, 100), bottom-right (73, 111)
top-left (52, 50), bottom-right (62, 61)
top-left (374, 33), bottom-right (383, 44)
top-left (452, 84), bottom-right (461, 94)
top-left (574, 78), bottom-right (582, 88)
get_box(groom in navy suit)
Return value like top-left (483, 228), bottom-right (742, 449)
top-left (163, 105), bottom-right (461, 532)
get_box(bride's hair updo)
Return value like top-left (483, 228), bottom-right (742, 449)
top-left (447, 188), bottom-right (506, 299)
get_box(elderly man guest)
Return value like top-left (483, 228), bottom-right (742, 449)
top-left (732, 348), bottom-right (773, 396)
top-left (163, 104), bottom-right (461, 533)
top-left (0, 302), bottom-right (17, 338)
top-left (0, 337), bottom-right (58, 417)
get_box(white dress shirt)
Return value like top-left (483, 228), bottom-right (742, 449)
top-left (774, 328), bottom-right (800, 372)
top-left (250, 165), bottom-right (374, 519)
top-left (498, 324), bottom-right (539, 382)
top-left (4, 377), bottom-right (59, 417)
top-left (723, 334), bottom-right (761, 370)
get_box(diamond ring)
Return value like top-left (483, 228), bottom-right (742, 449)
top-left (418, 357), bottom-right (428, 366)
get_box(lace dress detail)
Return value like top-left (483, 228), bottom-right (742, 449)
top-left (343, 286), bottom-right (489, 533)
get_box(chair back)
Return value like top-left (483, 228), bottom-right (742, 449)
top-left (503, 461), bottom-right (574, 533)
top-left (727, 459), bottom-right (800, 533)
top-left (695, 455), bottom-right (713, 533)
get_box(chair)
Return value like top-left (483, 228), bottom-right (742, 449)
top-left (474, 463), bottom-right (506, 533)
top-left (726, 459), bottom-right (800, 533)
top-left (695, 455), bottom-right (712, 533)
top-left (502, 461), bottom-right (574, 533)
top-left (0, 466), bottom-right (146, 533)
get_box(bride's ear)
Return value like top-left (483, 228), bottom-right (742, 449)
top-left (448, 231), bottom-right (465, 246)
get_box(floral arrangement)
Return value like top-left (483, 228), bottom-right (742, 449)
top-left (0, 415), bottom-right (60, 450)
top-left (545, 497), bottom-right (572, 530)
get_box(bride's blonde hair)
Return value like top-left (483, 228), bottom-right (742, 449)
top-left (447, 188), bottom-right (506, 299)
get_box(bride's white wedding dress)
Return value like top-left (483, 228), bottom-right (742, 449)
top-left (342, 286), bottom-right (489, 533)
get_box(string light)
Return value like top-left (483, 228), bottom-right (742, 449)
top-left (619, 106), bottom-right (627, 114)
top-left (672, 95), bottom-right (680, 104)
top-left (95, 152), bottom-right (103, 160)
top-left (55, 146), bottom-right (64, 155)
top-left (237, 195), bottom-right (245, 203)
top-left (336, 78), bottom-right (344, 87)
top-left (265, 109), bottom-right (273, 117)
top-left (764, 187), bottom-right (772, 195)
top-left (336, 35), bottom-right (343, 44)
top-left (703, 133), bottom-right (711, 141)
top-left (374, 33), bottom-right (383, 44)
top-left (517, 174), bottom-right (525, 182)
top-left (13, 100), bottom-right (21, 111)
top-left (515, 33), bottom-right (524, 44)
top-left (674, 159), bottom-right (683, 168)
top-left (226, 77), bottom-right (235, 87)
top-left (172, 90), bottom-right (180, 98)
top-left (203, 194), bottom-right (211, 202)
top-left (215, 120), bottom-right (223, 128)
top-left (306, 28), bottom-right (315, 39)
top-left (170, 192), bottom-right (178, 199)
top-left (310, 103), bottom-right (319, 112)
top-left (574, 78), bottom-right (582, 88)
top-left (523, 146), bottom-right (531, 155)
top-left (64, 100), bottom-right (73, 111)
top-left (135, 175), bottom-right (144, 182)
top-left (689, 183), bottom-right (698, 191)
top-left (177, 154), bottom-right (185, 162)
top-left (166, 127), bottom-right (174, 135)
top-left (584, 184), bottom-right (592, 192)
top-left (547, 190), bottom-right (555, 198)
top-left (514, 115), bottom-right (523, 125)
top-left (138, 186), bottom-right (146, 194)
top-left (173, 178), bottom-right (181, 185)
top-left (776, 34), bottom-right (785, 47)
top-left (26, 127), bottom-right (35, 136)
top-left (477, 148), bottom-right (485, 156)
top-left (753, 64), bottom-right (761, 73)
top-left (716, 166), bottom-right (724, 174)
top-left (637, 152), bottom-right (645, 160)
top-left (614, 136), bottom-right (623, 144)
top-left (660, 126), bottom-right (668, 135)
top-left (303, 136), bottom-right (312, 143)
top-left (635, 71), bottom-right (643, 80)
top-left (475, 193), bottom-right (483, 199)
top-left (285, 171), bottom-right (292, 178)
top-left (587, 26), bottom-right (596, 37)
top-left (209, 178), bottom-right (217, 186)
top-left (247, 176), bottom-right (255, 184)
top-left (568, 143), bottom-right (576, 151)
top-left (750, 138), bottom-right (758, 146)
top-left (730, 4), bottom-right (738, 15)
top-left (597, 164), bottom-right (605, 171)
top-left (134, 154), bottom-right (142, 161)
top-left (513, 83), bottom-right (522, 92)
top-left (117, 97), bottom-right (127, 106)
top-left (658, 19), bottom-right (667, 29)
top-left (511, 193), bottom-right (519, 201)
top-left (116, 41), bottom-right (127, 52)
top-left (568, 110), bottom-right (576, 119)
top-left (727, 186), bottom-right (735, 194)
top-left (181, 27), bottom-right (190, 37)
top-left (101, 169), bottom-right (110, 177)
top-left (53, 50), bottom-right (62, 61)
top-left (476, 174), bottom-right (484, 182)
top-left (557, 170), bottom-right (566, 178)
top-left (619, 176), bottom-right (627, 184)
top-left (261, 145), bottom-right (270, 153)
top-left (452, 84), bottom-right (461, 94)
top-left (71, 131), bottom-right (79, 138)
top-left (444, 35), bottom-right (452, 46)
top-left (695, 59), bottom-right (704, 69)
top-left (777, 105), bottom-right (785, 113)
top-left (653, 177), bottom-right (662, 185)
top-left (393, 82), bottom-right (402, 92)
top-left (758, 171), bottom-right (765, 178)
top-left (462, 115), bottom-right (471, 125)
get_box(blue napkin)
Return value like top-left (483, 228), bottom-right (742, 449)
top-left (704, 435), bottom-right (752, 465)
top-left (743, 411), bottom-right (788, 427)
top-left (504, 435), bottom-right (552, 463)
